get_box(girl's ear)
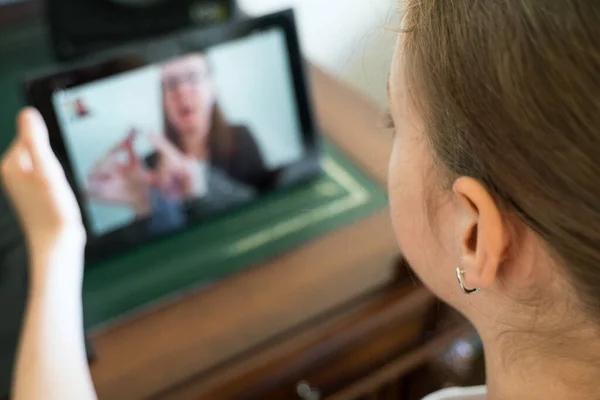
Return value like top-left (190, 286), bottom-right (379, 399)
top-left (453, 177), bottom-right (509, 290)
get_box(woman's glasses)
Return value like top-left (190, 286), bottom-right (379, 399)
top-left (163, 70), bottom-right (208, 92)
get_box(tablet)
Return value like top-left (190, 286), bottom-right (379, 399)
top-left (24, 10), bottom-right (321, 263)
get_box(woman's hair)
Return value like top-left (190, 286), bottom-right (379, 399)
top-left (402, 1), bottom-right (600, 317)
top-left (163, 103), bottom-right (235, 161)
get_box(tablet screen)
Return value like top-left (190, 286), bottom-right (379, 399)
top-left (49, 27), bottom-right (306, 238)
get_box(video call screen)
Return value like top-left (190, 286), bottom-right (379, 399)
top-left (51, 27), bottom-right (305, 238)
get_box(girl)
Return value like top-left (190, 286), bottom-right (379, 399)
top-left (5, 1), bottom-right (600, 399)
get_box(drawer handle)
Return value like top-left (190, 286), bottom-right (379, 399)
top-left (297, 381), bottom-right (321, 400)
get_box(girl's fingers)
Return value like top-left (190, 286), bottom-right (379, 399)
top-left (18, 108), bottom-right (54, 173)
top-left (14, 141), bottom-right (33, 173)
top-left (1, 141), bottom-right (33, 206)
top-left (1, 140), bottom-right (21, 183)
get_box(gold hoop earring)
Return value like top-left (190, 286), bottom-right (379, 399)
top-left (456, 267), bottom-right (480, 295)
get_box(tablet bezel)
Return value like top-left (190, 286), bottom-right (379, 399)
top-left (24, 9), bottom-right (322, 264)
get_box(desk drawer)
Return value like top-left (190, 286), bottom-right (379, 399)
top-left (259, 314), bottom-right (425, 400)
top-left (158, 283), bottom-right (438, 400)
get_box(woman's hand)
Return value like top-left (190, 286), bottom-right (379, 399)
top-left (86, 130), bottom-right (153, 214)
top-left (1, 108), bottom-right (85, 250)
top-left (143, 132), bottom-right (197, 198)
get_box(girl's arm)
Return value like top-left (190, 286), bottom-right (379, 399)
top-left (2, 108), bottom-right (97, 400)
top-left (14, 231), bottom-right (95, 400)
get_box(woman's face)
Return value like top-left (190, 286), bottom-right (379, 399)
top-left (162, 55), bottom-right (216, 138)
top-left (387, 41), bottom-right (470, 311)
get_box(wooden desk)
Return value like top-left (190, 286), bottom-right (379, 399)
top-left (88, 66), bottom-right (401, 399)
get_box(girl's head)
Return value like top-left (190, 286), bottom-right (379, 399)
top-left (162, 54), bottom-right (216, 142)
top-left (388, 0), bottom-right (600, 354)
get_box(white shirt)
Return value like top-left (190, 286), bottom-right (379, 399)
top-left (422, 386), bottom-right (487, 400)
top-left (184, 158), bottom-right (209, 197)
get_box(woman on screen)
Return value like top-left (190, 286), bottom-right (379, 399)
top-left (86, 54), bottom-right (273, 229)
top-left (156, 53), bottom-right (271, 196)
